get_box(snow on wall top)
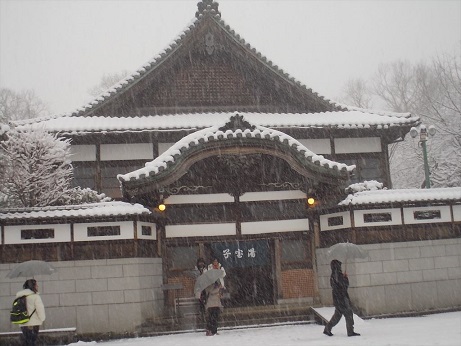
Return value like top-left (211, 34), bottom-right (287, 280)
top-left (0, 202), bottom-right (151, 220)
top-left (117, 118), bottom-right (355, 183)
top-left (14, 111), bottom-right (418, 134)
top-left (340, 187), bottom-right (461, 205)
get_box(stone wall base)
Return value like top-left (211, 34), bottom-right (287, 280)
top-left (316, 238), bottom-right (461, 316)
top-left (0, 258), bottom-right (164, 335)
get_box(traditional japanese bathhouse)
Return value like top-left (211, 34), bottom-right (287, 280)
top-left (14, 0), bottom-right (419, 307)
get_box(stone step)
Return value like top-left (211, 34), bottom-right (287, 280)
top-left (137, 304), bottom-right (317, 336)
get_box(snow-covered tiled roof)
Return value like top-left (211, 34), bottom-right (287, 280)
top-left (339, 187), bottom-right (461, 206)
top-left (11, 0), bottom-right (351, 125)
top-left (13, 111), bottom-right (419, 135)
top-left (0, 202), bottom-right (151, 220)
top-left (118, 117), bottom-right (355, 183)
top-left (65, 11), bottom-right (340, 118)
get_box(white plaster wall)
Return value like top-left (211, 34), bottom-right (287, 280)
top-left (70, 145), bottom-right (96, 162)
top-left (297, 139), bottom-right (331, 155)
top-left (73, 221), bottom-right (134, 242)
top-left (158, 143), bottom-right (175, 155)
top-left (165, 223), bottom-right (236, 238)
top-left (334, 137), bottom-right (381, 154)
top-left (0, 258), bottom-right (164, 335)
top-left (136, 222), bottom-right (157, 240)
top-left (403, 206), bottom-right (451, 224)
top-left (4, 224), bottom-right (71, 244)
top-left (241, 218), bottom-right (309, 235)
top-left (166, 193), bottom-right (234, 204)
top-left (320, 211), bottom-right (351, 231)
top-left (354, 208), bottom-right (401, 227)
top-left (316, 238), bottom-right (461, 316)
top-left (452, 205), bottom-right (461, 221)
top-left (240, 190), bottom-right (307, 202)
top-left (100, 143), bottom-right (153, 161)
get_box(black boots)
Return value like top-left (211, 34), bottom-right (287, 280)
top-left (323, 329), bottom-right (333, 336)
top-left (324, 329), bottom-right (360, 337)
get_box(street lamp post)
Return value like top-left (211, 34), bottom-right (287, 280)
top-left (410, 124), bottom-right (436, 189)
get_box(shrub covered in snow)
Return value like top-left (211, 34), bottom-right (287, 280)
top-left (59, 186), bottom-right (112, 205)
top-left (0, 127), bottom-right (73, 207)
top-left (345, 180), bottom-right (385, 194)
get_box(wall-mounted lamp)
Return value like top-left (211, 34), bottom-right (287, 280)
top-left (158, 203), bottom-right (166, 212)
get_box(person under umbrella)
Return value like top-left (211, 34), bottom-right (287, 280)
top-left (323, 259), bottom-right (360, 337)
top-left (207, 257), bottom-right (226, 289)
top-left (195, 257), bottom-right (208, 322)
top-left (205, 280), bottom-right (223, 336)
top-left (15, 279), bottom-right (46, 346)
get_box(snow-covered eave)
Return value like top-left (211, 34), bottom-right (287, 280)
top-left (12, 111), bottom-right (421, 135)
top-left (0, 202), bottom-right (151, 221)
top-left (338, 104), bottom-right (417, 119)
top-left (339, 187), bottom-right (461, 206)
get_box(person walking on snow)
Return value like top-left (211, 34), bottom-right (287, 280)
top-left (205, 280), bottom-right (223, 336)
top-left (323, 259), bottom-right (360, 337)
top-left (16, 279), bottom-right (46, 346)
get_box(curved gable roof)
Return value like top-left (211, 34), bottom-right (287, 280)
top-left (118, 114), bottom-right (355, 196)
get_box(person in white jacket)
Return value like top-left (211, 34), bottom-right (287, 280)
top-left (207, 257), bottom-right (226, 289)
top-left (15, 279), bottom-right (46, 346)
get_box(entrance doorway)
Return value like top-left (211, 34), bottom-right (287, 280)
top-left (224, 265), bottom-right (274, 307)
top-left (210, 239), bottom-right (274, 307)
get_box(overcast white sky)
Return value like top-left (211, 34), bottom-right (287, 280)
top-left (0, 0), bottom-right (460, 115)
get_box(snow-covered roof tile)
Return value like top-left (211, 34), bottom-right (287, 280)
top-left (13, 111), bottom-right (419, 134)
top-left (0, 202), bottom-right (151, 220)
top-left (13, 2), bottom-right (348, 124)
top-left (339, 187), bottom-right (461, 206)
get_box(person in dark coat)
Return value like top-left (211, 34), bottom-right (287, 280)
top-left (195, 257), bottom-right (208, 322)
top-left (323, 259), bottom-right (360, 337)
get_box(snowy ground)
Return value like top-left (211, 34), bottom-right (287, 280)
top-left (70, 311), bottom-right (461, 346)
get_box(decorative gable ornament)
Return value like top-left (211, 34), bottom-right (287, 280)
top-left (196, 0), bottom-right (221, 19)
top-left (219, 114), bottom-right (256, 132)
